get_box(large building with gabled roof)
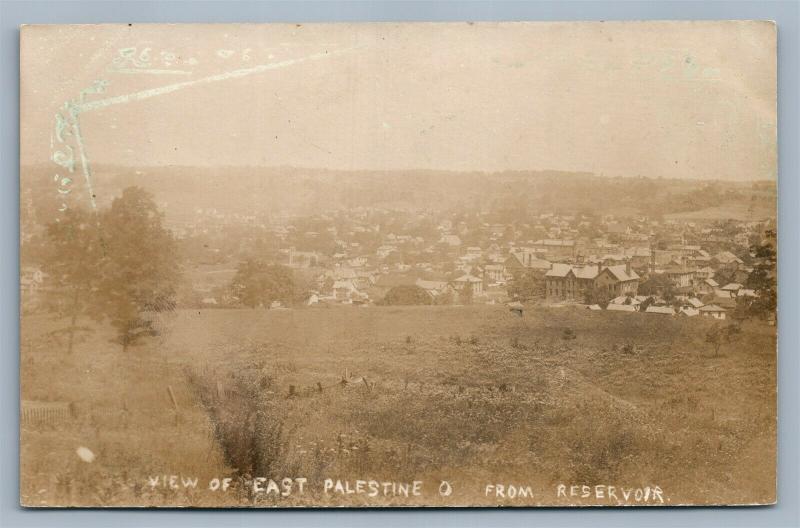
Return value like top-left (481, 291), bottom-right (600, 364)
top-left (544, 262), bottom-right (639, 301)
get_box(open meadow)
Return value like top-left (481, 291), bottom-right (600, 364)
top-left (20, 305), bottom-right (776, 507)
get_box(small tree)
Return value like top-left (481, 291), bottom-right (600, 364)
top-left (639, 296), bottom-right (655, 313)
top-left (705, 326), bottom-right (723, 357)
top-left (459, 284), bottom-right (474, 305)
top-left (705, 324), bottom-right (741, 358)
top-left (584, 287), bottom-right (612, 309)
top-left (40, 208), bottom-right (104, 353)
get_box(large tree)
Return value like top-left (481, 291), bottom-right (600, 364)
top-left (40, 208), bottom-right (104, 353)
top-left (382, 285), bottom-right (432, 306)
top-left (507, 269), bottom-right (545, 302)
top-left (230, 260), bottom-right (296, 308)
top-left (745, 237), bottom-right (777, 318)
top-left (638, 273), bottom-right (676, 300)
top-left (96, 187), bottom-right (180, 351)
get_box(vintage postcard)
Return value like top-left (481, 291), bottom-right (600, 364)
top-left (20, 21), bottom-right (777, 507)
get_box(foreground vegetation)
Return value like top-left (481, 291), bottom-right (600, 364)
top-left (21, 305), bottom-right (776, 506)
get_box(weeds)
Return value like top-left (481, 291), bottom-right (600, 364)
top-left (185, 366), bottom-right (290, 479)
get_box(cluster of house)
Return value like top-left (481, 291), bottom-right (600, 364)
top-left (294, 214), bottom-right (774, 320)
top-left (594, 294), bottom-right (729, 319)
top-left (535, 249), bottom-right (761, 319)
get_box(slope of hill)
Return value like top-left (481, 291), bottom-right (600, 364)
top-left (21, 164), bottom-right (776, 223)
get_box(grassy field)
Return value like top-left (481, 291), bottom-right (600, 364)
top-left (20, 305), bottom-right (776, 507)
top-left (663, 201), bottom-right (775, 221)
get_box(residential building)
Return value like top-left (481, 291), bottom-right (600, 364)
top-left (452, 274), bottom-right (484, 296)
top-left (699, 304), bottom-right (727, 320)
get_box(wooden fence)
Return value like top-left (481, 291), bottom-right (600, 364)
top-left (21, 400), bottom-right (75, 426)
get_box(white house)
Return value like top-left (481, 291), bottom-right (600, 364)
top-left (699, 304), bottom-right (727, 320)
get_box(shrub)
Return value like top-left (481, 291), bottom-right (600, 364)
top-left (382, 285), bottom-right (433, 306)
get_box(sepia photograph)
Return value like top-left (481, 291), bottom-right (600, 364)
top-left (19, 20), bottom-right (777, 507)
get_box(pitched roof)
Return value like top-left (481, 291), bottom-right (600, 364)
top-left (546, 263), bottom-right (639, 282)
top-left (721, 282), bottom-right (743, 291)
top-left (454, 274), bottom-right (482, 283)
top-left (699, 304), bottom-right (726, 312)
top-left (610, 295), bottom-right (641, 305)
top-left (679, 307), bottom-right (700, 317)
top-left (533, 239), bottom-right (575, 247)
top-left (604, 264), bottom-right (640, 282)
top-left (607, 303), bottom-right (637, 312)
top-left (714, 251), bottom-right (743, 264)
top-left (527, 257), bottom-right (553, 270)
top-left (645, 306), bottom-right (675, 315)
top-left (574, 265), bottom-right (600, 280)
top-left (545, 263), bottom-right (573, 278)
top-left (505, 253), bottom-right (525, 267)
top-left (686, 297), bottom-right (704, 308)
top-left (415, 279), bottom-right (448, 291)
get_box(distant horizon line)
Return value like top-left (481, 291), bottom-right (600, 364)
top-left (19, 162), bottom-right (777, 184)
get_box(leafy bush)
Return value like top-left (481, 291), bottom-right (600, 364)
top-left (382, 285), bottom-right (433, 306)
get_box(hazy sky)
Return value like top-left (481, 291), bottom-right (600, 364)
top-left (21, 21), bottom-right (776, 180)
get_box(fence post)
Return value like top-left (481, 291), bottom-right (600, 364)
top-left (167, 385), bottom-right (180, 427)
